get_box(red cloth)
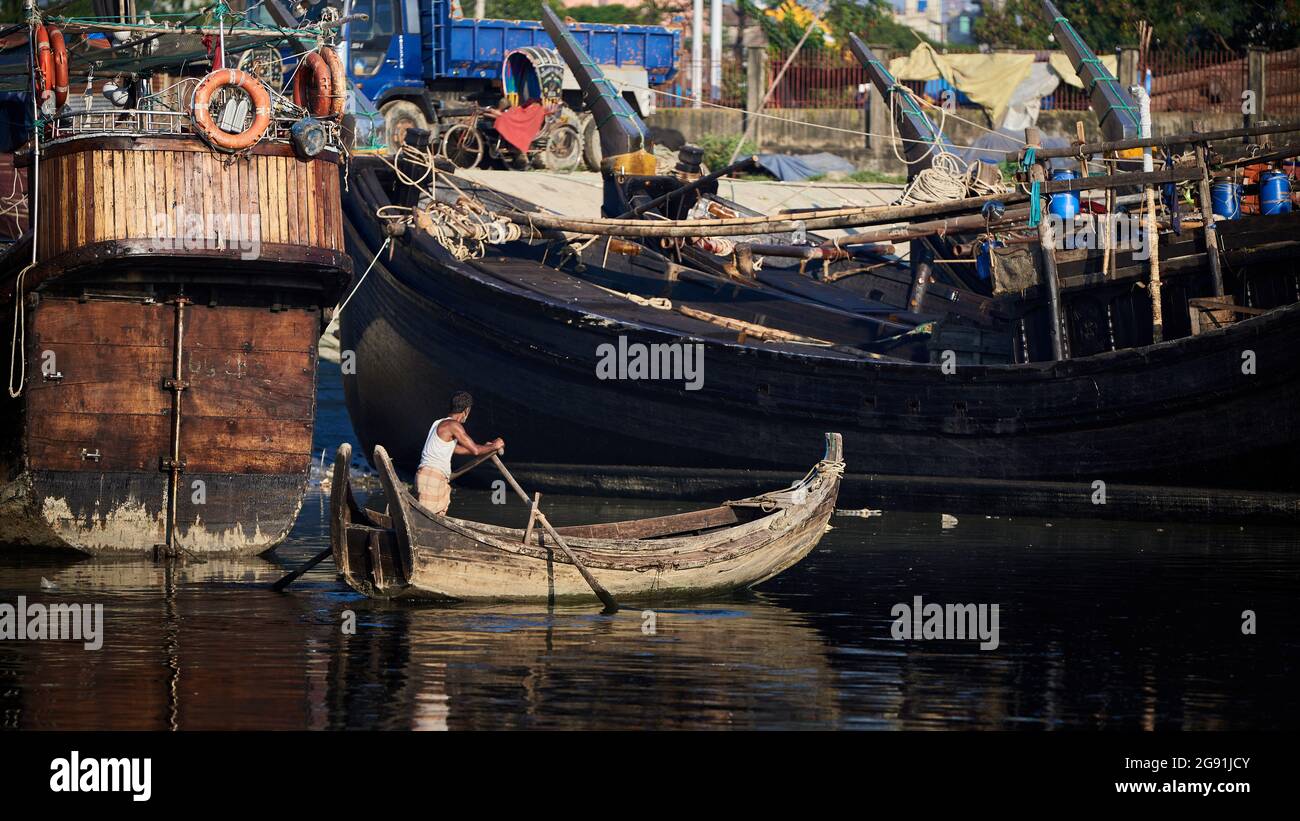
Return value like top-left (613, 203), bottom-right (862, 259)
top-left (494, 102), bottom-right (547, 154)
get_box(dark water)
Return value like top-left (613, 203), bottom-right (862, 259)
top-left (0, 363), bottom-right (1296, 730)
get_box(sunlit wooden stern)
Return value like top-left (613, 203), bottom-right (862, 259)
top-left (0, 130), bottom-right (351, 556)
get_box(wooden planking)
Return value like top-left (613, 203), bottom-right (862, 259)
top-left (27, 412), bottom-right (311, 474)
top-left (31, 298), bottom-right (171, 347)
top-left (180, 415), bottom-right (313, 473)
top-left (184, 304), bottom-right (318, 354)
top-left (25, 298), bottom-right (317, 474)
top-left (25, 345), bottom-right (316, 421)
top-left (28, 412), bottom-right (170, 472)
top-left (36, 143), bottom-right (343, 260)
top-left (305, 159), bottom-right (316, 246)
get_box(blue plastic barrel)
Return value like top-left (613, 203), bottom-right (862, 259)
top-left (1211, 181), bottom-right (1241, 220)
top-left (1260, 170), bottom-right (1292, 215)
top-left (1049, 170), bottom-right (1079, 221)
top-left (976, 239), bottom-right (1004, 282)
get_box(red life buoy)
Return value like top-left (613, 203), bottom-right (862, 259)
top-left (49, 27), bottom-right (69, 109)
top-left (293, 48), bottom-right (346, 119)
top-left (32, 24), bottom-right (69, 109)
top-left (292, 51), bottom-right (333, 117)
top-left (33, 23), bottom-right (52, 104)
top-left (192, 69), bottom-right (272, 152)
top-left (320, 46), bottom-right (346, 118)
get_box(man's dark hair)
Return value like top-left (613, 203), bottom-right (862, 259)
top-left (450, 391), bottom-right (473, 414)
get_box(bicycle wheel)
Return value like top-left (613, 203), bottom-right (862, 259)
top-left (441, 123), bottom-right (485, 169)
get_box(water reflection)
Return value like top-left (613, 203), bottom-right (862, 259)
top-left (1, 486), bottom-right (1297, 730)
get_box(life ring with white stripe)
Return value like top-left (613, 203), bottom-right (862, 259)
top-left (33, 23), bottom-right (68, 109)
top-left (192, 69), bottom-right (272, 152)
top-left (293, 47), bottom-right (346, 119)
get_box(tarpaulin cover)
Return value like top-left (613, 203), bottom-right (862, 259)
top-left (1048, 52), bottom-right (1119, 89)
top-left (494, 101), bottom-right (547, 154)
top-left (889, 45), bottom-right (1123, 129)
top-left (888, 44), bottom-right (1035, 128)
top-left (756, 152), bottom-right (857, 182)
top-left (948, 127), bottom-right (1078, 172)
top-left (1002, 62), bottom-right (1062, 133)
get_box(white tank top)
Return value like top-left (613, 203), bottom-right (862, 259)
top-left (418, 417), bottom-right (456, 476)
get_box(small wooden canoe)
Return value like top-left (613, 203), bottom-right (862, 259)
top-left (329, 433), bottom-right (844, 602)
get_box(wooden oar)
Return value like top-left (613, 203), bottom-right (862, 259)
top-left (490, 454), bottom-right (618, 613)
top-left (271, 547), bottom-right (332, 592)
top-left (449, 448), bottom-right (501, 481)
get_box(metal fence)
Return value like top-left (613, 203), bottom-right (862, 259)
top-left (1146, 49), bottom-right (1249, 113)
top-left (657, 56), bottom-right (747, 109)
top-left (1266, 48), bottom-right (1300, 116)
top-left (661, 47), bottom-right (1300, 117)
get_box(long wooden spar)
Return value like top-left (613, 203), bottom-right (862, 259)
top-left (500, 166), bottom-right (1203, 239)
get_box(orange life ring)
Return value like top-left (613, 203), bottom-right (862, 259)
top-left (292, 51), bottom-right (333, 117)
top-left (192, 69), bottom-right (272, 152)
top-left (48, 27), bottom-right (69, 109)
top-left (33, 23), bottom-right (53, 104)
top-left (320, 46), bottom-right (346, 118)
top-left (293, 48), bottom-right (346, 118)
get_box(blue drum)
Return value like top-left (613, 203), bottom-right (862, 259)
top-left (1049, 170), bottom-right (1079, 221)
top-left (1211, 180), bottom-right (1242, 220)
top-left (1260, 170), bottom-right (1293, 215)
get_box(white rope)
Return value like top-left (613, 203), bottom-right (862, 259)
top-left (12, 21), bottom-right (40, 399)
top-left (335, 236), bottom-right (391, 316)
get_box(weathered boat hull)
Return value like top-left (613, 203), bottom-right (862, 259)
top-left (338, 162), bottom-right (1300, 497)
top-left (0, 136), bottom-right (349, 556)
top-left (330, 435), bottom-right (844, 602)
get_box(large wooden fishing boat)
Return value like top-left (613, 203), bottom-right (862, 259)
top-left (0, 16), bottom-right (351, 555)
top-left (338, 156), bottom-right (1300, 489)
top-left (329, 434), bottom-right (843, 602)
top-left (335, 9), bottom-right (1300, 516)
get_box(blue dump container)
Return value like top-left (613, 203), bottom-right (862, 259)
top-left (1260, 170), bottom-right (1293, 215)
top-left (1049, 170), bottom-right (1079, 221)
top-left (1211, 180), bottom-right (1242, 220)
top-left (976, 239), bottom-right (1004, 281)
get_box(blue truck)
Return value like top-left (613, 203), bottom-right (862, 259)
top-left (263, 0), bottom-right (679, 167)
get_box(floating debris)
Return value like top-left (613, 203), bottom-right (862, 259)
top-left (835, 507), bottom-right (883, 518)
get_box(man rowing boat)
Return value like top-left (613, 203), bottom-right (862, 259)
top-left (416, 391), bottom-right (505, 515)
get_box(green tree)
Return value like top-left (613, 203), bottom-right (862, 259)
top-left (484, 0), bottom-right (656, 24)
top-left (974, 0), bottom-right (1300, 52)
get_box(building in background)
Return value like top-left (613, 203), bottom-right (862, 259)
top-left (893, 0), bottom-right (984, 46)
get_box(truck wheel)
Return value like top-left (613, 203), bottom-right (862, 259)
top-left (580, 113), bottom-right (602, 172)
top-left (533, 124), bottom-right (583, 170)
top-left (381, 100), bottom-right (428, 153)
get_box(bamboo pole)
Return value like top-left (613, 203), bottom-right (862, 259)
top-left (1195, 142), bottom-right (1225, 297)
top-left (727, 3), bottom-right (826, 165)
top-left (1027, 128), bottom-right (1066, 361)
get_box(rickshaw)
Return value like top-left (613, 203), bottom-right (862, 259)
top-left (438, 47), bottom-right (583, 171)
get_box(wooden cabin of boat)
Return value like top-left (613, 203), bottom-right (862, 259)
top-left (0, 29), bottom-right (351, 555)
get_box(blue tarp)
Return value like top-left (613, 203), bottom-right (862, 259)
top-left (949, 127), bottom-right (1077, 171)
top-left (0, 92), bottom-right (32, 154)
top-left (756, 152), bottom-right (857, 182)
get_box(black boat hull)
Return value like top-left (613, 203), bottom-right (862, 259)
top-left (339, 173), bottom-right (1300, 498)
